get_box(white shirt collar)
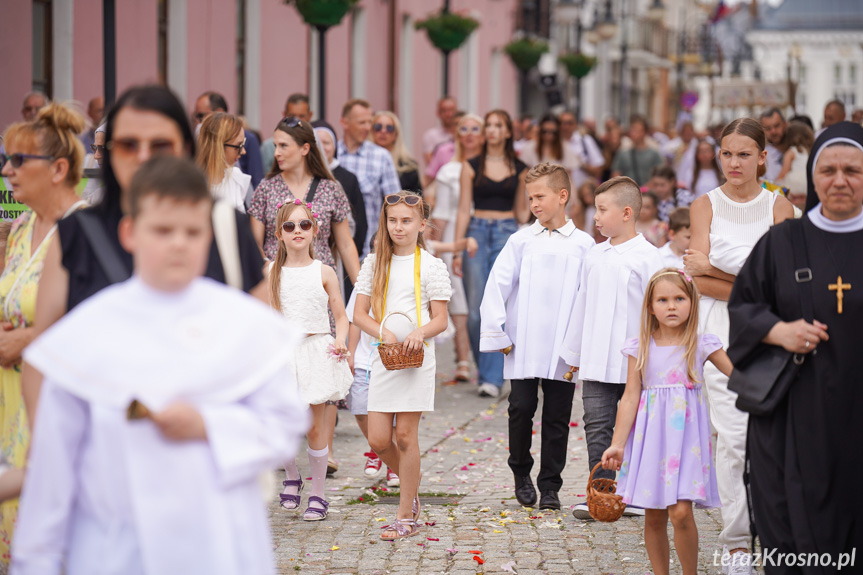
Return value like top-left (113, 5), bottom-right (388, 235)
top-left (530, 219), bottom-right (577, 237)
top-left (808, 203), bottom-right (863, 233)
top-left (597, 233), bottom-right (647, 253)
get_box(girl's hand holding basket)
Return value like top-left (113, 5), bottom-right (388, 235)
top-left (380, 327), bottom-right (398, 344)
top-left (601, 446), bottom-right (624, 472)
top-left (403, 328), bottom-right (425, 353)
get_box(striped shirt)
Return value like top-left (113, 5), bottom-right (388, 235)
top-left (337, 140), bottom-right (402, 257)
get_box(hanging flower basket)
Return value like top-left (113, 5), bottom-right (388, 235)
top-left (503, 38), bottom-right (549, 72)
top-left (415, 11), bottom-right (480, 53)
top-left (559, 52), bottom-right (598, 79)
top-left (288, 0), bottom-right (359, 28)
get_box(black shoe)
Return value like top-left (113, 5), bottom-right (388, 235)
top-left (539, 490), bottom-right (561, 510)
top-left (514, 475), bottom-right (537, 507)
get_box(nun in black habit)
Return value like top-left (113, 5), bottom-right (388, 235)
top-left (728, 122), bottom-right (863, 573)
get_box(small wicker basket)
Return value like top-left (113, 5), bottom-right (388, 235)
top-left (586, 463), bottom-right (626, 522)
top-left (378, 311), bottom-right (424, 371)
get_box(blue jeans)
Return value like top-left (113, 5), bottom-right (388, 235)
top-left (463, 217), bottom-right (518, 387)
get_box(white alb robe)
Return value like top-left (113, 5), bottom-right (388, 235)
top-left (560, 234), bottom-right (663, 383)
top-left (14, 277), bottom-right (308, 575)
top-left (480, 220), bottom-right (595, 381)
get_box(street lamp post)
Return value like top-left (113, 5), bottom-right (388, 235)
top-left (103, 0), bottom-right (116, 108)
top-left (617, 0), bottom-right (629, 122)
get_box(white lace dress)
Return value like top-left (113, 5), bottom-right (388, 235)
top-left (275, 260), bottom-right (352, 405)
top-left (356, 249), bottom-right (452, 412)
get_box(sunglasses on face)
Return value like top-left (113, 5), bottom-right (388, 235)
top-left (90, 144), bottom-right (105, 154)
top-left (281, 219), bottom-right (314, 233)
top-left (280, 116), bottom-right (302, 129)
top-left (224, 139), bottom-right (246, 151)
top-left (459, 125), bottom-right (481, 135)
top-left (107, 138), bottom-right (178, 157)
top-left (372, 123), bottom-right (396, 134)
top-left (0, 153), bottom-right (55, 169)
top-left (384, 194), bottom-right (422, 207)
top-left (193, 112), bottom-right (206, 122)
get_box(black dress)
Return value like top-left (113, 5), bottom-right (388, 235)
top-left (728, 216), bottom-right (863, 573)
top-left (332, 165), bottom-right (367, 257)
top-left (398, 165), bottom-right (422, 196)
top-left (59, 206), bottom-right (265, 311)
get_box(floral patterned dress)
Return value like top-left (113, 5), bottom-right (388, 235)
top-left (0, 212), bottom-right (58, 564)
top-left (248, 175), bottom-right (349, 266)
top-left (616, 334), bottom-right (723, 510)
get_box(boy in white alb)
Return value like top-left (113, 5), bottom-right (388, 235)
top-left (559, 176), bottom-right (663, 520)
top-left (480, 164), bottom-right (595, 511)
top-left (14, 158), bottom-right (307, 575)
top-left (658, 207), bottom-right (690, 269)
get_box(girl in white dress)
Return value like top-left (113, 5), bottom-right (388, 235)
top-left (354, 191), bottom-right (452, 540)
top-left (684, 118), bottom-right (794, 572)
top-left (269, 200), bottom-right (352, 521)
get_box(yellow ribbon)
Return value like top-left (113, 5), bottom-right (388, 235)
top-left (381, 246), bottom-right (426, 345)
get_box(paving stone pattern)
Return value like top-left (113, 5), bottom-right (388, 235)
top-left (269, 344), bottom-right (724, 574)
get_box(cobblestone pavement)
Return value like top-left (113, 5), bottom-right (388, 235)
top-left (269, 344), bottom-right (724, 575)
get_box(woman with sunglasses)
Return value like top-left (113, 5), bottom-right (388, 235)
top-left (370, 111), bottom-right (422, 195)
top-left (454, 109), bottom-right (528, 398)
top-left (430, 113), bottom-right (484, 383)
top-left (249, 117), bottom-right (359, 287)
top-left (518, 114), bottom-right (581, 184)
top-left (28, 85), bottom-right (267, 426)
top-left (196, 112), bottom-right (252, 212)
top-left (0, 102), bottom-right (90, 566)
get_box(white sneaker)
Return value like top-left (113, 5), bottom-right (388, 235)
top-left (622, 504), bottom-right (645, 516)
top-left (727, 551), bottom-right (755, 575)
top-left (478, 383), bottom-right (500, 398)
top-left (571, 502), bottom-right (593, 520)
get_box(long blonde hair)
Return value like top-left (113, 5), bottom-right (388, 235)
top-left (636, 268), bottom-right (702, 385)
top-left (372, 111), bottom-right (418, 175)
top-left (196, 112), bottom-right (244, 188)
top-left (268, 202), bottom-right (318, 313)
top-left (370, 191), bottom-right (427, 320)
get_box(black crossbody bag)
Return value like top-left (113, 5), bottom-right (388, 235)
top-left (728, 220), bottom-right (812, 416)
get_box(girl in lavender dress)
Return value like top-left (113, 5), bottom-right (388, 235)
top-left (602, 268), bottom-right (733, 575)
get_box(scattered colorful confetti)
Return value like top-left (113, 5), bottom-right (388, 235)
top-left (473, 556), bottom-right (485, 565)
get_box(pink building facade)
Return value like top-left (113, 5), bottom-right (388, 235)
top-left (0, 0), bottom-right (520, 158)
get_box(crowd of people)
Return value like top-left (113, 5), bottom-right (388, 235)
top-left (0, 86), bottom-right (860, 574)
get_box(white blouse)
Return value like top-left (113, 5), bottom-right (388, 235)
top-left (212, 166), bottom-right (252, 213)
top-left (356, 249), bottom-right (452, 338)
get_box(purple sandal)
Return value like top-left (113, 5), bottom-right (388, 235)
top-left (303, 496), bottom-right (329, 521)
top-left (279, 478), bottom-right (303, 510)
top-left (380, 518), bottom-right (420, 541)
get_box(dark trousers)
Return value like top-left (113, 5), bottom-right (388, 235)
top-left (508, 378), bottom-right (576, 492)
top-left (581, 380), bottom-right (626, 482)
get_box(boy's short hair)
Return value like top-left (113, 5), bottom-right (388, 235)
top-left (525, 162), bottom-right (572, 202)
top-left (668, 207), bottom-right (690, 232)
top-left (594, 176), bottom-right (642, 217)
top-left (126, 157), bottom-right (212, 219)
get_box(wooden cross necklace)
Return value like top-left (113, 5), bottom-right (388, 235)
top-left (829, 276), bottom-right (851, 314)
top-left (819, 227), bottom-right (853, 314)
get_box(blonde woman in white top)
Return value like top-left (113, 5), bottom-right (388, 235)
top-left (196, 112), bottom-right (252, 212)
top-left (430, 113), bottom-right (483, 382)
top-left (684, 118), bottom-right (793, 573)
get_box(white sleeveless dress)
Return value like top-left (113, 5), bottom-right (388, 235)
top-left (700, 186), bottom-right (775, 549)
top-left (275, 260), bottom-right (352, 405)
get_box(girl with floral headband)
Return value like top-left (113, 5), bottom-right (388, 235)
top-left (601, 268), bottom-right (733, 575)
top-left (269, 200), bottom-right (352, 522)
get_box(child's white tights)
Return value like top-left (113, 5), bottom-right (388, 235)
top-left (282, 447), bottom-right (329, 505)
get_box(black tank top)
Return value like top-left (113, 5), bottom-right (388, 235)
top-left (469, 156), bottom-right (527, 212)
